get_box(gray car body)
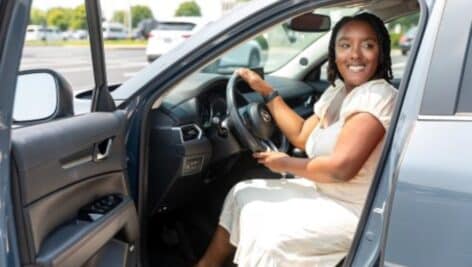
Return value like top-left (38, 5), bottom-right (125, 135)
top-left (383, 0), bottom-right (472, 266)
top-left (0, 0), bottom-right (470, 266)
top-left (350, 0), bottom-right (472, 266)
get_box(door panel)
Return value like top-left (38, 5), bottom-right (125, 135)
top-left (11, 111), bottom-right (138, 267)
top-left (13, 112), bottom-right (126, 204)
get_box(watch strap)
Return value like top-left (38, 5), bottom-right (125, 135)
top-left (263, 90), bottom-right (279, 104)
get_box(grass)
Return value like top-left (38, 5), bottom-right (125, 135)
top-left (25, 39), bottom-right (147, 47)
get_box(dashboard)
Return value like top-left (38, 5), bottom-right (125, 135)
top-left (146, 72), bottom-right (320, 214)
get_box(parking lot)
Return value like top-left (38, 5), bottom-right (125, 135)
top-left (21, 46), bottom-right (148, 91)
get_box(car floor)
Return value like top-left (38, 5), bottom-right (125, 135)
top-left (147, 152), bottom-right (281, 267)
top-left (147, 181), bottom-right (236, 267)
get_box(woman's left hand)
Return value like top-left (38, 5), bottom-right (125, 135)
top-left (253, 151), bottom-right (290, 173)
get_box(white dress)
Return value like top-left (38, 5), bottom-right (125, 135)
top-left (219, 79), bottom-right (398, 267)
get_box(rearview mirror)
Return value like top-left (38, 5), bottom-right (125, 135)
top-left (13, 70), bottom-right (74, 124)
top-left (288, 13), bottom-right (331, 32)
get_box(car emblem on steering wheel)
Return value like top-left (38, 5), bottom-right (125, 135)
top-left (261, 110), bottom-right (272, 122)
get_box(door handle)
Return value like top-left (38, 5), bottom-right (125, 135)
top-left (93, 138), bottom-right (113, 162)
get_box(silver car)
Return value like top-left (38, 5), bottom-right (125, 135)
top-left (1, 0), bottom-right (471, 266)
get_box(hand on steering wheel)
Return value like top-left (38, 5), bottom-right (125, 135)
top-left (226, 70), bottom-right (288, 153)
top-left (236, 68), bottom-right (273, 96)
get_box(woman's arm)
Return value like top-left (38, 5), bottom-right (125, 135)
top-left (254, 112), bottom-right (386, 182)
top-left (266, 96), bottom-right (320, 149)
top-left (238, 68), bottom-right (319, 149)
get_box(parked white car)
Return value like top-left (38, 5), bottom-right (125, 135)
top-left (72, 29), bottom-right (88, 40)
top-left (145, 17), bottom-right (263, 69)
top-left (102, 21), bottom-right (127, 40)
top-left (145, 17), bottom-right (206, 62)
top-left (25, 25), bottom-right (63, 41)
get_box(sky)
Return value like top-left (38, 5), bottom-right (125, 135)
top-left (33, 0), bottom-right (225, 21)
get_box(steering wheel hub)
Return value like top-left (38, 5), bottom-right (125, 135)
top-left (226, 72), bottom-right (288, 152)
top-left (245, 103), bottom-right (274, 140)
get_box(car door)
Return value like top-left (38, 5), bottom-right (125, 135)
top-left (381, 0), bottom-right (472, 266)
top-left (6, 1), bottom-right (139, 266)
top-left (0, 0), bottom-right (27, 265)
top-left (343, 0), bottom-right (472, 266)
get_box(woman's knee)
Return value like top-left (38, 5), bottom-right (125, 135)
top-left (229, 179), bottom-right (264, 201)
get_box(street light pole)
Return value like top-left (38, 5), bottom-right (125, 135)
top-left (128, 2), bottom-right (133, 38)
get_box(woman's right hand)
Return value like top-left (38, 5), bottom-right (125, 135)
top-left (237, 68), bottom-right (273, 96)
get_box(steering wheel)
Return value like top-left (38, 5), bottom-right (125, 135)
top-left (226, 72), bottom-right (289, 153)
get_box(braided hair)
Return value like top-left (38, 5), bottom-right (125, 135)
top-left (327, 13), bottom-right (393, 86)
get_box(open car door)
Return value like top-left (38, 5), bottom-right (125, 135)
top-left (8, 1), bottom-right (140, 266)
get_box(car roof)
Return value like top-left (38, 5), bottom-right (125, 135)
top-left (27, 24), bottom-right (44, 29)
top-left (157, 16), bottom-right (208, 25)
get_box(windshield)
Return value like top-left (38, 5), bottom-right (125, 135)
top-left (201, 7), bottom-right (359, 74)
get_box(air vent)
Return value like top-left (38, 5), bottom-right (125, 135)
top-left (179, 124), bottom-right (202, 142)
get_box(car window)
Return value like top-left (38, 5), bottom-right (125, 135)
top-left (456, 28), bottom-right (472, 114)
top-left (387, 12), bottom-right (419, 78)
top-left (19, 0), bottom-right (94, 121)
top-left (99, 0), bottom-right (258, 87)
top-left (22, 1), bottom-right (94, 91)
top-left (202, 7), bottom-right (359, 75)
top-left (21, 0), bottom-right (265, 101)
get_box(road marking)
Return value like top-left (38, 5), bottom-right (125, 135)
top-left (21, 59), bottom-right (146, 68)
top-left (21, 62), bottom-right (148, 73)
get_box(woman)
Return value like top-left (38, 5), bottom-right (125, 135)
top-left (197, 12), bottom-right (397, 267)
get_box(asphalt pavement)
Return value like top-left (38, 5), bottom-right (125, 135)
top-left (21, 46), bottom-right (148, 91)
top-left (20, 46), bottom-right (407, 91)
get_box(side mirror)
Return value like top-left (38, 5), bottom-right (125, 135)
top-left (288, 13), bottom-right (331, 32)
top-left (14, 69), bottom-right (74, 124)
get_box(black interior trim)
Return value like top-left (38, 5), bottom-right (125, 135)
top-left (85, 0), bottom-right (115, 112)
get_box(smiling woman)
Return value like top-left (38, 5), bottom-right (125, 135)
top-left (192, 12), bottom-right (398, 267)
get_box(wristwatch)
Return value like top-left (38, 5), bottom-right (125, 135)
top-left (263, 90), bottom-right (279, 104)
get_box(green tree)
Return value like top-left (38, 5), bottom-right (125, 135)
top-left (175, 1), bottom-right (201, 17)
top-left (46, 8), bottom-right (71, 30)
top-left (112, 10), bottom-right (128, 25)
top-left (30, 8), bottom-right (47, 25)
top-left (131, 5), bottom-right (154, 28)
top-left (387, 13), bottom-right (419, 32)
top-left (69, 4), bottom-right (87, 30)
